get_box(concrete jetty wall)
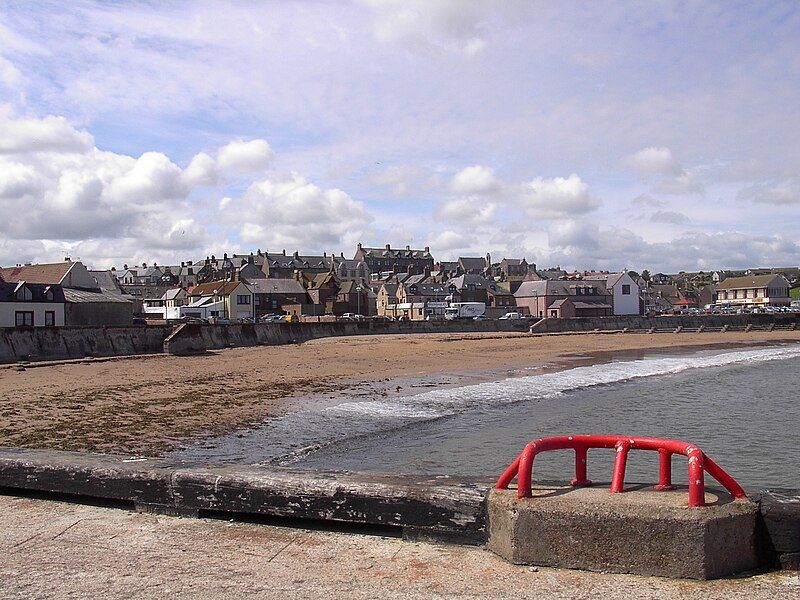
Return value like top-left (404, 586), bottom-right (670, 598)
top-left (0, 448), bottom-right (797, 569)
top-left (0, 325), bottom-right (172, 363)
top-left (162, 319), bottom-right (531, 355)
top-left (529, 313), bottom-right (800, 333)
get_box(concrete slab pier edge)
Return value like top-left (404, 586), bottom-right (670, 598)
top-left (487, 488), bottom-right (759, 580)
top-left (0, 449), bottom-right (797, 574)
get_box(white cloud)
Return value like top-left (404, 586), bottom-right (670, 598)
top-left (362, 0), bottom-right (490, 55)
top-left (737, 179), bottom-right (800, 205)
top-left (0, 56), bottom-right (21, 87)
top-left (426, 229), bottom-right (475, 253)
top-left (654, 171), bottom-right (704, 195)
top-left (216, 139), bottom-right (274, 175)
top-left (520, 174), bottom-right (600, 217)
top-left (622, 147), bottom-right (680, 175)
top-left (0, 108), bottom-right (93, 154)
top-left (449, 165), bottom-right (499, 195)
top-left (631, 194), bottom-right (666, 208)
top-left (650, 210), bottom-right (690, 225)
top-left (183, 151), bottom-right (219, 187)
top-left (229, 172), bottom-right (373, 250)
top-left (436, 197), bottom-right (497, 225)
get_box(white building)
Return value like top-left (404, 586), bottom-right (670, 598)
top-left (584, 272), bottom-right (641, 315)
top-left (0, 281), bottom-right (66, 327)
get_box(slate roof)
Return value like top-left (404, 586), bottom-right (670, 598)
top-left (458, 257), bottom-right (487, 271)
top-left (63, 288), bottom-right (132, 303)
top-left (358, 246), bottom-right (432, 259)
top-left (449, 274), bottom-right (493, 290)
top-left (515, 280), bottom-right (610, 297)
top-left (89, 270), bottom-right (124, 294)
top-left (715, 274), bottom-right (789, 290)
top-left (248, 279), bottom-right (307, 295)
top-left (189, 280), bottom-right (245, 296)
top-left (0, 282), bottom-right (66, 302)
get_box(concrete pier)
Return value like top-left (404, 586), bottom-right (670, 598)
top-left (487, 486), bottom-right (758, 579)
top-left (0, 448), bottom-right (798, 578)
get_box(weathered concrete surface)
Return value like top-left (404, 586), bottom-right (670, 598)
top-left (0, 448), bottom-right (491, 544)
top-left (0, 324), bottom-right (172, 363)
top-left (162, 319), bottom-right (531, 355)
top-left (754, 490), bottom-right (800, 569)
top-left (487, 486), bottom-right (759, 580)
top-left (529, 313), bottom-right (800, 334)
top-left (2, 495), bottom-right (799, 599)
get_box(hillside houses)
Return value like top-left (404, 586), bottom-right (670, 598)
top-left (2, 243), bottom-right (797, 327)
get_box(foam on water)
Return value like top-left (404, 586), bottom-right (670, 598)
top-left (168, 343), bottom-right (800, 467)
top-left (328, 344), bottom-right (800, 421)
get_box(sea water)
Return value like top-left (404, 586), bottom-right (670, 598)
top-left (169, 344), bottom-right (800, 489)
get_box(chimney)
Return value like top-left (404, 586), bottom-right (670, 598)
top-left (248, 255), bottom-right (254, 265)
top-left (211, 255), bottom-right (216, 261)
top-left (223, 253), bottom-right (228, 260)
top-left (323, 251), bottom-right (327, 257)
top-left (181, 261), bottom-right (185, 267)
top-left (124, 263), bottom-right (128, 270)
top-left (385, 243), bottom-right (391, 250)
top-left (340, 252), bottom-right (344, 258)
top-left (357, 242), bottom-right (362, 250)
top-left (405, 245), bottom-right (410, 251)
top-left (424, 246), bottom-right (430, 253)
top-left (257, 248), bottom-right (262, 256)
top-left (282, 249), bottom-right (286, 256)
top-left (142, 262), bottom-right (147, 268)
top-left (64, 256), bottom-right (71, 262)
top-left (293, 250), bottom-right (299, 258)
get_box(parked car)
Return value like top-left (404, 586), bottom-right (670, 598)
top-left (473, 314), bottom-right (489, 321)
top-left (499, 312), bottom-right (523, 320)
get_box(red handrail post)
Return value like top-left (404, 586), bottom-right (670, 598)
top-left (571, 445), bottom-right (592, 487)
top-left (610, 441), bottom-right (630, 493)
top-left (687, 448), bottom-right (706, 507)
top-left (517, 442), bottom-right (536, 499)
top-left (654, 448), bottom-right (675, 491)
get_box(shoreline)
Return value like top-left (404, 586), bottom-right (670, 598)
top-left (1, 331), bottom-right (799, 457)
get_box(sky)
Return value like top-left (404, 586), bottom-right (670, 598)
top-left (0, 0), bottom-right (798, 273)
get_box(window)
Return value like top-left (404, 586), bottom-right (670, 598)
top-left (237, 294), bottom-right (251, 305)
top-left (15, 311), bottom-right (34, 327)
top-left (45, 311), bottom-right (56, 326)
top-left (622, 284), bottom-right (631, 295)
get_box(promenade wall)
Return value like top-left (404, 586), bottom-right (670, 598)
top-left (529, 313), bottom-right (800, 333)
top-left (0, 325), bottom-right (172, 363)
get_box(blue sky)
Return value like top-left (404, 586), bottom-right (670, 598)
top-left (0, 1), bottom-right (798, 272)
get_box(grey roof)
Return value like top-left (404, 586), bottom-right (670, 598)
top-left (0, 281), bottom-right (66, 303)
top-left (358, 246), bottom-right (432, 259)
top-left (449, 274), bottom-right (493, 290)
top-left (515, 280), bottom-right (609, 297)
top-left (248, 278), bottom-right (307, 295)
top-left (404, 282), bottom-right (452, 295)
top-left (63, 288), bottom-right (133, 303)
top-left (458, 257), bottom-right (487, 271)
top-left (573, 301), bottom-right (613, 309)
top-left (161, 287), bottom-right (186, 301)
top-left (89, 270), bottom-right (124, 294)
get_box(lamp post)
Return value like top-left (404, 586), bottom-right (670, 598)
top-left (356, 284), bottom-right (363, 316)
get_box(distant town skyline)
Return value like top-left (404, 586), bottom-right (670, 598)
top-left (1, 1), bottom-right (799, 272)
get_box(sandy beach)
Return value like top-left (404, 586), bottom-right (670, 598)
top-left (1, 330), bottom-right (799, 456)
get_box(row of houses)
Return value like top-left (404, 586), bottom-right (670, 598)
top-left (0, 260), bottom-right (134, 328)
top-left (2, 244), bottom-right (797, 327)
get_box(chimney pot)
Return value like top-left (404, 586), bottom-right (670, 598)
top-left (385, 243), bottom-right (391, 250)
top-left (424, 246), bottom-right (430, 253)
top-left (405, 245), bottom-right (410, 251)
top-left (282, 249), bottom-right (286, 256)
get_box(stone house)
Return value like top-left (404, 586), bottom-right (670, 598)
top-left (514, 280), bottom-right (613, 318)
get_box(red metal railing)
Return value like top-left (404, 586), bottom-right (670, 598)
top-left (495, 435), bottom-right (747, 507)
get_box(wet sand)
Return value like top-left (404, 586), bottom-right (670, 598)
top-left (1, 330), bottom-right (799, 456)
